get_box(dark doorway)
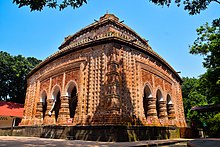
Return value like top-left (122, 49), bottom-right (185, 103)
top-left (69, 87), bottom-right (77, 118)
top-left (42, 96), bottom-right (47, 119)
top-left (143, 85), bottom-right (151, 119)
top-left (41, 91), bottom-right (47, 120)
top-left (156, 90), bottom-right (163, 118)
top-left (54, 91), bottom-right (61, 122)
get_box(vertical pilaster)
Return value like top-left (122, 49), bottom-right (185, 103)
top-left (59, 96), bottom-right (70, 124)
top-left (33, 80), bottom-right (41, 125)
top-left (35, 102), bottom-right (43, 124)
top-left (94, 46), bottom-right (122, 124)
top-left (30, 82), bottom-right (37, 125)
top-left (83, 61), bottom-right (88, 124)
top-left (57, 73), bottom-right (69, 124)
top-left (136, 62), bottom-right (142, 123)
top-left (20, 84), bottom-right (31, 125)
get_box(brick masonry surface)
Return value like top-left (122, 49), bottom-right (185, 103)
top-left (20, 14), bottom-right (186, 128)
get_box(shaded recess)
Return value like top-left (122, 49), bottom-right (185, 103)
top-left (52, 86), bottom-right (61, 122)
top-left (143, 85), bottom-right (152, 119)
top-left (156, 89), bottom-right (163, 118)
top-left (68, 86), bottom-right (77, 119)
top-left (40, 91), bottom-right (47, 119)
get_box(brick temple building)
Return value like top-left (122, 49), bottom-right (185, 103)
top-left (20, 14), bottom-right (186, 133)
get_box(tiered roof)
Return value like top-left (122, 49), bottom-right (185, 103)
top-left (28, 14), bottom-right (181, 82)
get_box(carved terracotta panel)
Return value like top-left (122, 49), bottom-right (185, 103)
top-left (141, 70), bottom-right (153, 86)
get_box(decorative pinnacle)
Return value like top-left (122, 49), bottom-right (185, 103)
top-left (100, 13), bottom-right (119, 22)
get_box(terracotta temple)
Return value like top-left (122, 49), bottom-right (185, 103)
top-left (20, 14), bottom-right (186, 128)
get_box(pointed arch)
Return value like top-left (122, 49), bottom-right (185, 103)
top-left (156, 89), bottom-right (163, 101)
top-left (65, 80), bottom-right (78, 97)
top-left (156, 89), bottom-right (164, 118)
top-left (65, 80), bottom-right (78, 119)
top-left (143, 82), bottom-right (153, 98)
top-left (51, 85), bottom-right (61, 100)
top-left (40, 90), bottom-right (47, 103)
top-left (143, 83), bottom-right (153, 119)
top-left (51, 85), bottom-right (61, 122)
top-left (167, 94), bottom-right (172, 104)
top-left (167, 94), bottom-right (175, 119)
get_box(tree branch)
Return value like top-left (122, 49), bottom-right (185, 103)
top-left (213, 0), bottom-right (220, 4)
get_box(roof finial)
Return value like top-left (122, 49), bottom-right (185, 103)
top-left (106, 10), bottom-right (108, 14)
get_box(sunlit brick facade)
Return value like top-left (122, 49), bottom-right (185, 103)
top-left (20, 14), bottom-right (186, 127)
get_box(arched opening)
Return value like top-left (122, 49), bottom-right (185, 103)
top-left (167, 94), bottom-right (175, 119)
top-left (67, 82), bottom-right (78, 119)
top-left (52, 86), bottom-right (61, 122)
top-left (167, 95), bottom-right (172, 105)
top-left (156, 89), bottom-right (163, 118)
top-left (40, 91), bottom-right (47, 119)
top-left (143, 85), bottom-right (152, 119)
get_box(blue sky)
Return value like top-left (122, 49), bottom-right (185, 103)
top-left (0, 1), bottom-right (219, 78)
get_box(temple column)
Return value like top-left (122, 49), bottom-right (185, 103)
top-left (147, 96), bottom-right (157, 117)
top-left (167, 104), bottom-right (175, 119)
top-left (147, 96), bottom-right (159, 125)
top-left (167, 103), bottom-right (175, 125)
top-left (35, 102), bottom-right (43, 124)
top-left (45, 99), bottom-right (56, 124)
top-left (58, 96), bottom-right (70, 124)
top-left (158, 101), bottom-right (167, 118)
top-left (158, 101), bottom-right (168, 125)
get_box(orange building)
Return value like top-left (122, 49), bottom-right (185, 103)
top-left (0, 101), bottom-right (23, 127)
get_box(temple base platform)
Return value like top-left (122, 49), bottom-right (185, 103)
top-left (0, 125), bottom-right (192, 142)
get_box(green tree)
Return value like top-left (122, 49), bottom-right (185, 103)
top-left (13, 0), bottom-right (87, 11)
top-left (12, 0), bottom-right (219, 15)
top-left (151, 0), bottom-right (220, 15)
top-left (190, 19), bottom-right (220, 104)
top-left (182, 19), bottom-right (220, 137)
top-left (181, 77), bottom-right (208, 124)
top-left (207, 113), bottom-right (220, 137)
top-left (0, 52), bottom-right (14, 101)
top-left (0, 51), bottom-right (41, 104)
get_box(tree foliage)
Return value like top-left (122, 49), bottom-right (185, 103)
top-left (13, 0), bottom-right (87, 11)
top-left (0, 51), bottom-right (41, 104)
top-left (151, 0), bottom-right (220, 15)
top-left (12, 0), bottom-right (219, 15)
top-left (190, 19), bottom-right (220, 103)
top-left (182, 20), bottom-right (220, 136)
top-left (207, 113), bottom-right (220, 137)
top-left (181, 77), bottom-right (219, 136)
top-left (181, 77), bottom-right (208, 123)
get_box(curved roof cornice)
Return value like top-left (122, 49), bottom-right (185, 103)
top-left (59, 14), bottom-right (150, 50)
top-left (28, 14), bottom-right (182, 83)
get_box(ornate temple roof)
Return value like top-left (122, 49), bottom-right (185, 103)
top-left (58, 13), bottom-right (150, 51)
top-left (28, 14), bottom-right (182, 82)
